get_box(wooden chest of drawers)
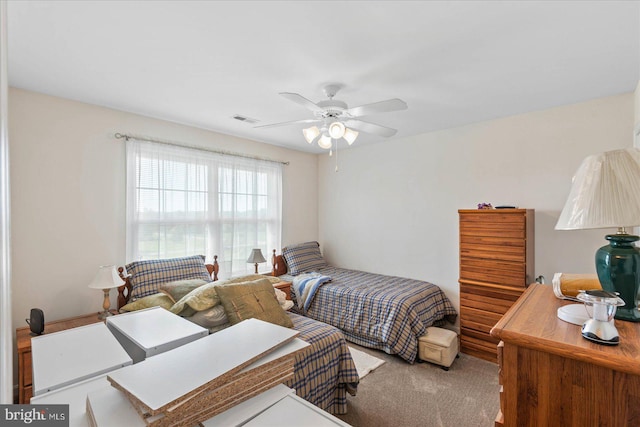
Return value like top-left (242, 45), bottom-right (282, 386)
top-left (458, 209), bottom-right (534, 362)
top-left (491, 284), bottom-right (640, 426)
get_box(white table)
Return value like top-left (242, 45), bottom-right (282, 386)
top-left (31, 323), bottom-right (132, 396)
top-left (106, 307), bottom-right (208, 363)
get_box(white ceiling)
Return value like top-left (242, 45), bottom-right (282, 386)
top-left (7, 1), bottom-right (640, 154)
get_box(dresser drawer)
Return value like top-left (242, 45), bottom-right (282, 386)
top-left (460, 226), bottom-right (525, 239)
top-left (460, 315), bottom-right (497, 336)
top-left (460, 331), bottom-right (500, 359)
top-left (460, 259), bottom-right (526, 287)
top-left (460, 235), bottom-right (525, 248)
top-left (20, 350), bottom-right (32, 387)
top-left (460, 257), bottom-right (524, 274)
top-left (460, 212), bottom-right (525, 239)
top-left (460, 294), bottom-right (516, 317)
top-left (460, 242), bottom-right (525, 262)
top-left (460, 281), bottom-right (524, 303)
top-left (459, 212), bottom-right (525, 226)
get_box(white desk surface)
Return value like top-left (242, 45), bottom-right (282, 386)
top-left (106, 307), bottom-right (207, 350)
top-left (108, 318), bottom-right (299, 411)
top-left (30, 375), bottom-right (109, 427)
top-left (31, 323), bottom-right (132, 396)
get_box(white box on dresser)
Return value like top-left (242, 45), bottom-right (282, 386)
top-left (105, 306), bottom-right (208, 363)
top-left (31, 322), bottom-right (132, 396)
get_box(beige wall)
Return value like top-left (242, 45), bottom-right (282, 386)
top-left (8, 88), bottom-right (318, 331)
top-left (318, 93), bottom-right (635, 320)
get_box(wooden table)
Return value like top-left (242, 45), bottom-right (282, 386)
top-left (490, 283), bottom-right (640, 426)
top-left (16, 311), bottom-right (113, 403)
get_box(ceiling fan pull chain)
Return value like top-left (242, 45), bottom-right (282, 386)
top-left (335, 141), bottom-right (339, 172)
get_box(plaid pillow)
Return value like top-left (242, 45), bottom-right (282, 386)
top-left (126, 255), bottom-right (213, 299)
top-left (282, 241), bottom-right (327, 276)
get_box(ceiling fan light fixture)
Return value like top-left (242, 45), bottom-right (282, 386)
top-left (318, 134), bottom-right (332, 150)
top-left (328, 121), bottom-right (345, 139)
top-left (343, 128), bottom-right (359, 145)
top-left (303, 126), bottom-right (320, 144)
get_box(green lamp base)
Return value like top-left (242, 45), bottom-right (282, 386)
top-left (596, 233), bottom-right (640, 322)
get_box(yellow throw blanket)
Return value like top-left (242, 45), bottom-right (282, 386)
top-left (552, 273), bottom-right (601, 300)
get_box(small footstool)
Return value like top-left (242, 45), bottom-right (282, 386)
top-left (418, 327), bottom-right (459, 370)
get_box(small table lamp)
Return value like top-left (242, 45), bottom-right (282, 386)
top-left (88, 265), bottom-right (125, 319)
top-left (556, 148), bottom-right (640, 322)
top-left (246, 249), bottom-right (266, 274)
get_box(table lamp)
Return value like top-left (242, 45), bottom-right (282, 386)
top-left (88, 265), bottom-right (125, 319)
top-left (246, 249), bottom-right (266, 274)
top-left (555, 148), bottom-right (640, 321)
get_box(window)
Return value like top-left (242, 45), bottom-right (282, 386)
top-left (126, 140), bottom-right (282, 278)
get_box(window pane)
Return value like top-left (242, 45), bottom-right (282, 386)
top-left (126, 141), bottom-right (282, 277)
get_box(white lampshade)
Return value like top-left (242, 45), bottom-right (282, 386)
top-left (246, 248), bottom-right (266, 264)
top-left (343, 128), bottom-right (359, 145)
top-left (555, 148), bottom-right (640, 230)
top-left (328, 121), bottom-right (346, 139)
top-left (318, 134), bottom-right (332, 150)
top-left (303, 126), bottom-right (320, 144)
top-left (88, 265), bottom-right (125, 290)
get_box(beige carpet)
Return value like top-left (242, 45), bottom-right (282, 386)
top-left (337, 345), bottom-right (500, 427)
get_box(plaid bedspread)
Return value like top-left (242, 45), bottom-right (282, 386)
top-left (283, 266), bottom-right (457, 363)
top-left (285, 312), bottom-right (359, 415)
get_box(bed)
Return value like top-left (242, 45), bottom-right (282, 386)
top-left (272, 241), bottom-right (458, 363)
top-left (115, 255), bottom-right (359, 415)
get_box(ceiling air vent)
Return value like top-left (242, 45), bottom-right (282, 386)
top-left (232, 114), bottom-right (259, 124)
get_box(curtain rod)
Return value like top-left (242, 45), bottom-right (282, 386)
top-left (114, 133), bottom-right (290, 166)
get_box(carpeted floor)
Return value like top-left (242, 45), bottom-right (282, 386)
top-left (336, 345), bottom-right (500, 427)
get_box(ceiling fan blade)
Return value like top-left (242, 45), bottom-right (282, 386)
top-left (279, 92), bottom-right (324, 113)
top-left (344, 119), bottom-right (398, 137)
top-left (254, 118), bottom-right (321, 129)
top-left (347, 98), bottom-right (408, 117)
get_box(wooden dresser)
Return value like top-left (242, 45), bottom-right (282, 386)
top-left (491, 284), bottom-right (640, 426)
top-left (458, 208), bottom-right (534, 362)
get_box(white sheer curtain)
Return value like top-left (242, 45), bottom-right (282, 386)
top-left (126, 140), bottom-right (282, 278)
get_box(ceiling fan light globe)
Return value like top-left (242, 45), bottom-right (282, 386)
top-left (303, 126), bottom-right (320, 144)
top-left (343, 128), bottom-right (359, 145)
top-left (328, 121), bottom-right (346, 139)
top-left (318, 134), bottom-right (332, 150)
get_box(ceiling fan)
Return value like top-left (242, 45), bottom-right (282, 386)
top-left (255, 84), bottom-right (408, 150)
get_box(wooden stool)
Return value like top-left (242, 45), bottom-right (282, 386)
top-left (418, 327), bottom-right (459, 370)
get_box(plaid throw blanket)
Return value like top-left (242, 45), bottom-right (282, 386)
top-left (292, 272), bottom-right (332, 312)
